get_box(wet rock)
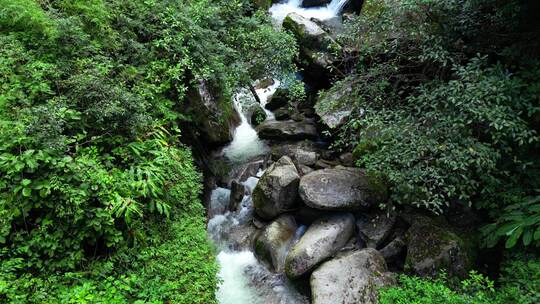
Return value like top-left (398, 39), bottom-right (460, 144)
top-left (266, 88), bottom-right (289, 111)
top-left (294, 148), bottom-right (318, 166)
top-left (405, 216), bottom-right (471, 277)
top-left (314, 159), bottom-right (339, 169)
top-left (254, 215), bottom-right (298, 272)
top-left (299, 167), bottom-right (387, 211)
top-left (282, 13), bottom-right (338, 87)
top-left (339, 152), bottom-right (354, 166)
top-left (229, 181), bottom-right (245, 211)
top-left (274, 107), bottom-right (291, 120)
top-left (314, 80), bottom-right (355, 129)
top-left (380, 236), bottom-right (406, 262)
top-left (298, 164), bottom-right (314, 176)
top-left (270, 141), bottom-right (318, 161)
top-left (310, 248), bottom-right (395, 304)
top-left (250, 105), bottom-right (267, 126)
top-left (185, 79), bottom-right (240, 145)
top-left (253, 156), bottom-right (300, 220)
top-left (285, 213), bottom-right (355, 278)
top-left (356, 211), bottom-right (396, 248)
top-left (257, 120), bottom-right (318, 141)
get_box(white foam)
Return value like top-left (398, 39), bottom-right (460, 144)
top-left (216, 251), bottom-right (261, 304)
top-left (270, 0), bottom-right (349, 25)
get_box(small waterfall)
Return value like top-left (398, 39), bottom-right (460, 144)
top-left (269, 0), bottom-right (350, 25)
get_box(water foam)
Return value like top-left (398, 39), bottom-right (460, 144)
top-left (269, 0), bottom-right (349, 25)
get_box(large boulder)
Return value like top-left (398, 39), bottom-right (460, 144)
top-left (186, 79), bottom-right (240, 145)
top-left (356, 211), bottom-right (396, 248)
top-left (282, 13), bottom-right (338, 87)
top-left (256, 120), bottom-right (318, 141)
top-left (310, 248), bottom-right (395, 304)
top-left (314, 80), bottom-right (355, 129)
top-left (285, 213), bottom-right (355, 278)
top-left (253, 156), bottom-right (300, 219)
top-left (254, 215), bottom-right (298, 272)
top-left (299, 167), bottom-right (387, 211)
top-left (266, 88), bottom-right (289, 111)
top-left (405, 216), bottom-right (471, 277)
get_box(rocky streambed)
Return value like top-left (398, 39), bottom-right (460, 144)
top-left (203, 1), bottom-right (476, 304)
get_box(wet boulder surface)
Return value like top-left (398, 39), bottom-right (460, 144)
top-left (299, 167), bottom-right (387, 211)
top-left (310, 248), bottom-right (395, 304)
top-left (285, 213), bottom-right (355, 278)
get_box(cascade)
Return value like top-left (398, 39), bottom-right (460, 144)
top-left (269, 0), bottom-right (349, 25)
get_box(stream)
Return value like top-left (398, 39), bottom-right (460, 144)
top-left (206, 1), bottom-right (348, 303)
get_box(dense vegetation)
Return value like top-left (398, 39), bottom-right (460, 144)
top-left (0, 0), bottom-right (296, 302)
top-left (320, 0), bottom-right (540, 247)
top-left (380, 253), bottom-right (540, 304)
top-left (313, 0), bottom-right (540, 301)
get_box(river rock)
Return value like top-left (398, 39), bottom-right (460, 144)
top-left (282, 12), bottom-right (338, 87)
top-left (253, 156), bottom-right (300, 220)
top-left (185, 79), bottom-right (240, 145)
top-left (285, 213), bottom-right (355, 278)
top-left (266, 88), bottom-right (289, 111)
top-left (310, 248), bottom-right (395, 304)
top-left (356, 211), bottom-right (396, 248)
top-left (380, 236), bottom-right (406, 262)
top-left (254, 215), bottom-right (298, 272)
top-left (274, 107), bottom-right (291, 120)
top-left (294, 148), bottom-right (318, 166)
top-left (299, 167), bottom-right (387, 211)
top-left (257, 120), bottom-right (318, 141)
top-left (314, 78), bottom-right (356, 129)
top-left (405, 216), bottom-right (471, 277)
top-left (229, 181), bottom-right (245, 211)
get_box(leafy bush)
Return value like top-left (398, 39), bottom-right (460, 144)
top-left (1, 0), bottom-right (297, 302)
top-left (380, 253), bottom-right (540, 304)
top-left (322, 0), bottom-right (539, 218)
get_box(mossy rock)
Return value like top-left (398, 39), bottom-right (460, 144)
top-left (251, 106), bottom-right (267, 126)
top-left (404, 215), bottom-right (472, 278)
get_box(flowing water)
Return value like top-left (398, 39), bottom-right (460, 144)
top-left (207, 2), bottom-right (348, 303)
top-left (269, 0), bottom-right (349, 25)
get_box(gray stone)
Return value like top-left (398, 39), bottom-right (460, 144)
top-left (310, 248), bottom-right (395, 304)
top-left (405, 216), bottom-right (471, 277)
top-left (257, 120), bottom-right (318, 141)
top-left (285, 213), bottom-right (355, 278)
top-left (185, 79), bottom-right (240, 145)
top-left (253, 156), bottom-right (300, 220)
top-left (294, 149), bottom-right (318, 166)
top-left (380, 236), bottom-right (406, 262)
top-left (299, 167), bottom-right (387, 211)
top-left (356, 211), bottom-right (396, 248)
top-left (230, 181), bottom-right (245, 211)
top-left (254, 215), bottom-right (298, 272)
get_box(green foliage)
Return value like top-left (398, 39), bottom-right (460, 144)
top-left (0, 0), bottom-right (297, 302)
top-left (379, 271), bottom-right (495, 304)
top-left (380, 254), bottom-right (540, 304)
top-left (323, 0), bottom-right (540, 220)
top-left (482, 193), bottom-right (540, 248)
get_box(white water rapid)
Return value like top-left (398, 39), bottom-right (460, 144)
top-left (207, 79), bottom-right (310, 303)
top-left (270, 0), bottom-right (349, 25)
